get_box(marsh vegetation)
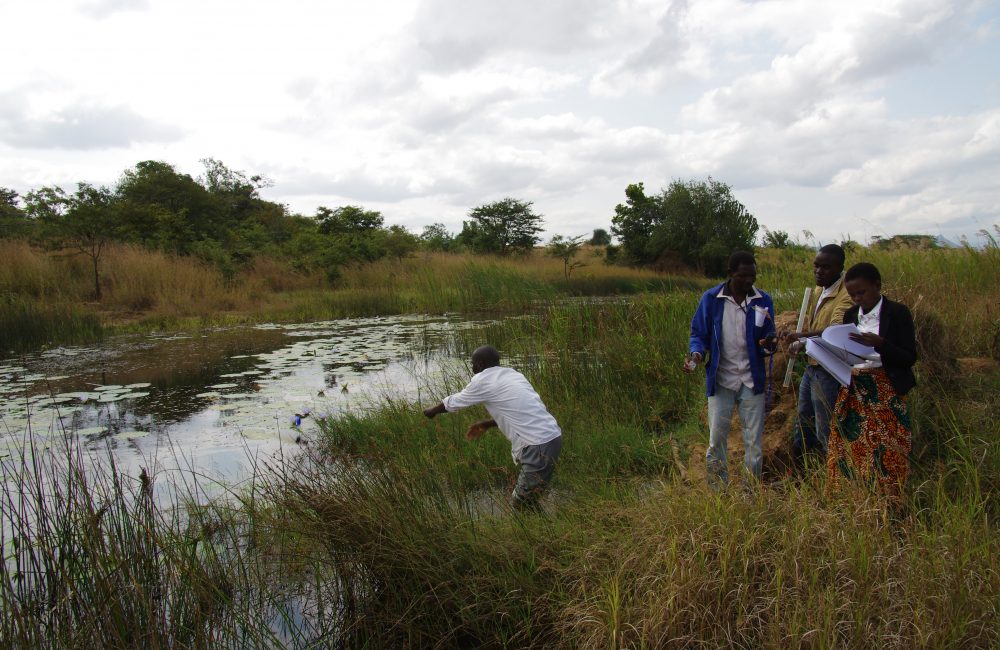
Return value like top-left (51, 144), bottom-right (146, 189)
top-left (1, 244), bottom-right (998, 648)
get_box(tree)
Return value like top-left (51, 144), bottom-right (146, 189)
top-left (589, 228), bottom-right (611, 246)
top-left (547, 234), bottom-right (587, 279)
top-left (116, 160), bottom-right (219, 253)
top-left (44, 183), bottom-right (121, 299)
top-left (761, 228), bottom-right (791, 249)
top-left (610, 183), bottom-right (660, 265)
top-left (316, 205), bottom-right (384, 235)
top-left (611, 178), bottom-right (758, 275)
top-left (420, 223), bottom-right (457, 252)
top-left (0, 187), bottom-right (30, 239)
top-left (459, 198), bottom-right (543, 255)
top-left (383, 224), bottom-right (420, 260)
top-left (315, 205), bottom-right (388, 263)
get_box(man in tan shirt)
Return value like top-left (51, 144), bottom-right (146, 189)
top-left (781, 244), bottom-right (854, 468)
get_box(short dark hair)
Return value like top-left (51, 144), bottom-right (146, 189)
top-left (844, 262), bottom-right (881, 285)
top-left (471, 345), bottom-right (500, 369)
top-left (727, 251), bottom-right (756, 273)
top-left (818, 243), bottom-right (846, 267)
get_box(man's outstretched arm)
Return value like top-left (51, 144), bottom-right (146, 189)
top-left (423, 402), bottom-right (447, 418)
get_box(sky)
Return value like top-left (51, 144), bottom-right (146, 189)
top-left (1, 0), bottom-right (998, 246)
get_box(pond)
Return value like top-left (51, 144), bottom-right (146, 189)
top-left (0, 314), bottom-right (486, 501)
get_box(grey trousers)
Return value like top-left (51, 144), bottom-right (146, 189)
top-left (513, 436), bottom-right (562, 506)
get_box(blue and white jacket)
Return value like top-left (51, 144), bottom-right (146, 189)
top-left (688, 281), bottom-right (776, 397)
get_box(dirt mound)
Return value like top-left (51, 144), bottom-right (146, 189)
top-left (957, 357), bottom-right (999, 374)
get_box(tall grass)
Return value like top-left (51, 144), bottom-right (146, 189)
top-left (757, 245), bottom-right (1000, 357)
top-left (0, 295), bottom-right (102, 352)
top-left (0, 431), bottom-right (324, 648)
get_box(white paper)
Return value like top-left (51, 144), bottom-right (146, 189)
top-left (804, 324), bottom-right (879, 387)
top-left (818, 324), bottom-right (879, 360)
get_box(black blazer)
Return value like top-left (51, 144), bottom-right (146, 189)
top-left (843, 297), bottom-right (917, 396)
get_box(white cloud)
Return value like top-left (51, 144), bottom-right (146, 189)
top-left (0, 0), bottom-right (997, 243)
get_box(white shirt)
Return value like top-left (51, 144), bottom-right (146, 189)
top-left (443, 366), bottom-right (562, 463)
top-left (715, 286), bottom-right (760, 391)
top-left (857, 296), bottom-right (883, 362)
top-left (813, 274), bottom-right (844, 318)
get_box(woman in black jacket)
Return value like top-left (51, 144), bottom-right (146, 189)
top-left (827, 262), bottom-right (917, 502)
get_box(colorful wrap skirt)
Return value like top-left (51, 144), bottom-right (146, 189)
top-left (827, 367), bottom-right (912, 500)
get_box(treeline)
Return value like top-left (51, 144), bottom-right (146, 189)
top-left (2, 159), bottom-right (613, 299)
top-left (15, 158), bottom-right (902, 296)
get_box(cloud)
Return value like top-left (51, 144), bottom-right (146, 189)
top-left (683, 0), bottom-right (982, 127)
top-left (0, 90), bottom-right (183, 150)
top-left (78, 0), bottom-right (149, 19)
top-left (410, 0), bottom-right (624, 71)
top-left (830, 110), bottom-right (1000, 195)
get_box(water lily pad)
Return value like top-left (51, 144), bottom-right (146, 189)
top-left (76, 426), bottom-right (109, 436)
top-left (115, 431), bottom-right (149, 440)
top-left (196, 391), bottom-right (222, 399)
top-left (119, 392), bottom-right (150, 399)
top-left (208, 383), bottom-right (238, 389)
top-left (95, 385), bottom-right (125, 391)
top-left (125, 383), bottom-right (152, 389)
top-left (98, 393), bottom-right (128, 402)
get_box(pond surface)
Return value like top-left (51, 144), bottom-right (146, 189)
top-left (0, 314), bottom-right (483, 498)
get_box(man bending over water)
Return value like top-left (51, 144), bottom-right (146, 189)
top-left (423, 345), bottom-right (563, 510)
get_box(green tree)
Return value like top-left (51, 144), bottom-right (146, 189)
top-left (761, 228), bottom-right (791, 249)
top-left (420, 223), bottom-right (457, 252)
top-left (610, 183), bottom-right (660, 265)
top-left (314, 205), bottom-right (388, 264)
top-left (589, 228), bottom-right (611, 246)
top-left (612, 178), bottom-right (758, 275)
top-left (384, 224), bottom-right (420, 260)
top-left (547, 234), bottom-right (587, 278)
top-left (43, 183), bottom-right (121, 299)
top-left (0, 187), bottom-right (30, 239)
top-left (316, 205), bottom-right (384, 235)
top-left (459, 198), bottom-right (543, 255)
top-left (116, 161), bottom-right (219, 253)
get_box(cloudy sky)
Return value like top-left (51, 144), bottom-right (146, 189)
top-left (2, 0), bottom-right (998, 245)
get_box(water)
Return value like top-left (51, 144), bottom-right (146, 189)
top-left (0, 314), bottom-right (484, 499)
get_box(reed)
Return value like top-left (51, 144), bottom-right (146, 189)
top-left (0, 295), bottom-right (102, 352)
top-left (0, 431), bottom-right (303, 648)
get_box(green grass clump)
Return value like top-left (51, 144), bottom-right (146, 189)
top-left (0, 295), bottom-right (103, 352)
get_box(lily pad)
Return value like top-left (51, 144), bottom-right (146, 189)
top-left (115, 431), bottom-right (150, 440)
top-left (76, 426), bottom-right (109, 436)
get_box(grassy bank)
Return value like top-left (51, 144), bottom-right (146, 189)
top-left (0, 241), bottom-right (691, 352)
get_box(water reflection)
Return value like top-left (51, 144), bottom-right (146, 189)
top-left (0, 314), bottom-right (483, 494)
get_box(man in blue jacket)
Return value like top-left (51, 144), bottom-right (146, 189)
top-left (683, 251), bottom-right (776, 487)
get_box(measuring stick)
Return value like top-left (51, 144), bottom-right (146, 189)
top-left (782, 287), bottom-right (812, 388)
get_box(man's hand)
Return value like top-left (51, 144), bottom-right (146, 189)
top-left (849, 332), bottom-right (884, 348)
top-left (780, 330), bottom-right (802, 343)
top-left (423, 402), bottom-right (446, 419)
top-left (465, 419), bottom-right (495, 440)
top-left (682, 352), bottom-right (703, 373)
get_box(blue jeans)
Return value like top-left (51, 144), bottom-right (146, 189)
top-left (792, 365), bottom-right (841, 458)
top-left (706, 384), bottom-right (765, 487)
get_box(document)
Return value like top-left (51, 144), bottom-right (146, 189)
top-left (804, 324), bottom-right (879, 387)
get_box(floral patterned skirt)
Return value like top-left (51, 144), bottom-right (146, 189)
top-left (827, 367), bottom-right (912, 501)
